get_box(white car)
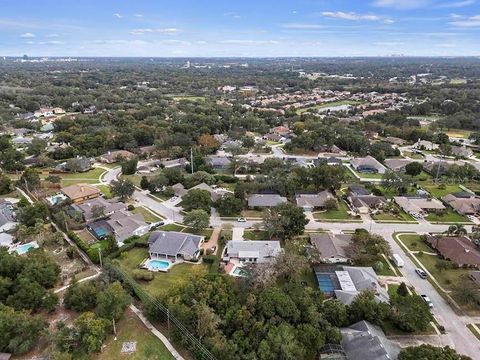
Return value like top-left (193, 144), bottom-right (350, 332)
top-left (420, 294), bottom-right (433, 308)
top-left (170, 196), bottom-right (178, 201)
top-left (237, 217), bottom-right (247, 222)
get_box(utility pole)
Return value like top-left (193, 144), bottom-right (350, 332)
top-left (190, 147), bottom-right (194, 174)
top-left (98, 248), bottom-right (103, 268)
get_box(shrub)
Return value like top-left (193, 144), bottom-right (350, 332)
top-left (202, 255), bottom-right (217, 264)
top-left (127, 204), bottom-right (135, 211)
top-left (132, 270), bottom-right (154, 281)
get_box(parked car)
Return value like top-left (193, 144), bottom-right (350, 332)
top-left (237, 217), bottom-right (246, 222)
top-left (415, 268), bottom-right (428, 279)
top-left (420, 294), bottom-right (433, 308)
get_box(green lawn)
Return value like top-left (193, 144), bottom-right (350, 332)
top-left (96, 309), bottom-right (175, 360)
top-left (243, 230), bottom-right (270, 240)
top-left (159, 223), bottom-right (185, 232)
top-left (132, 206), bottom-right (164, 223)
top-left (368, 257), bottom-right (396, 276)
top-left (372, 210), bottom-right (416, 223)
top-left (58, 167), bottom-right (106, 184)
top-left (182, 227), bottom-right (213, 239)
top-left (118, 248), bottom-right (206, 297)
top-left (425, 210), bottom-right (471, 224)
top-left (313, 201), bottom-right (361, 222)
top-left (241, 209), bottom-right (264, 218)
top-left (350, 169), bottom-right (384, 179)
top-left (422, 184), bottom-right (463, 198)
top-left (96, 184), bottom-right (112, 199)
top-left (398, 234), bottom-right (433, 253)
top-left (403, 151), bottom-right (424, 159)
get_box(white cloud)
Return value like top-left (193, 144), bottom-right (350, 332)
top-left (282, 23), bottom-right (326, 29)
top-left (130, 28), bottom-right (181, 35)
top-left (134, 14), bottom-right (143, 18)
top-left (224, 12), bottom-right (241, 19)
top-left (450, 14), bottom-right (480, 26)
top-left (450, 13), bottom-right (463, 19)
top-left (20, 32), bottom-right (35, 38)
top-left (437, 0), bottom-right (475, 8)
top-left (372, 0), bottom-right (431, 9)
top-left (321, 11), bottom-right (393, 23)
top-left (38, 40), bottom-right (64, 45)
top-left (219, 40), bottom-right (280, 45)
top-left (113, 13), bottom-right (123, 19)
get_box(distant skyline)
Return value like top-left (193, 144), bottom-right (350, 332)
top-left (1, 0), bottom-right (480, 57)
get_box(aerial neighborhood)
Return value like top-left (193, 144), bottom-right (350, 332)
top-left (0, 56), bottom-right (479, 360)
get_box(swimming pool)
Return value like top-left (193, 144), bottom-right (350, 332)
top-left (145, 259), bottom-right (171, 271)
top-left (316, 274), bottom-right (335, 293)
top-left (16, 242), bottom-right (38, 255)
top-left (232, 267), bottom-right (248, 277)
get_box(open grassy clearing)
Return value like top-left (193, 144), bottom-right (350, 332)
top-left (313, 200), bottom-right (361, 222)
top-left (95, 308), bottom-right (175, 360)
top-left (372, 210), bottom-right (416, 223)
top-left (397, 234), bottom-right (434, 253)
top-left (132, 206), bottom-right (164, 223)
top-left (421, 183), bottom-right (463, 198)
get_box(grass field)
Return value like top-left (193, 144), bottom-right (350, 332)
top-left (372, 210), bottom-right (416, 223)
top-left (96, 309), bottom-right (175, 360)
top-left (96, 184), bottom-right (112, 198)
top-left (159, 223), bottom-right (185, 232)
top-left (58, 167), bottom-right (106, 184)
top-left (425, 209), bottom-right (471, 224)
top-left (415, 252), bottom-right (469, 289)
top-left (243, 230), bottom-right (269, 240)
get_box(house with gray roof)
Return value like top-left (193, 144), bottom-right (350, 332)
top-left (394, 196), bottom-right (445, 215)
top-left (0, 201), bottom-right (17, 233)
top-left (206, 155), bottom-right (231, 170)
top-left (248, 193), bottom-right (287, 208)
top-left (310, 233), bottom-right (352, 263)
top-left (350, 156), bottom-right (386, 174)
top-left (348, 195), bottom-right (387, 214)
top-left (149, 231), bottom-right (203, 261)
top-left (340, 321), bottom-right (400, 360)
top-left (334, 266), bottom-right (389, 305)
top-left (451, 145), bottom-right (473, 158)
top-left (384, 158), bottom-right (413, 172)
top-left (295, 190), bottom-right (335, 211)
top-left (223, 240), bottom-right (282, 264)
top-left (72, 197), bottom-right (127, 222)
top-left (106, 210), bottom-right (150, 244)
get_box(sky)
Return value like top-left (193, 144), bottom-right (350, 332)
top-left (0, 0), bottom-right (480, 57)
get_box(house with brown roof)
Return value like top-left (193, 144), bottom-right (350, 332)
top-left (442, 193), bottom-right (480, 215)
top-left (99, 150), bottom-right (136, 164)
top-left (61, 183), bottom-right (101, 204)
top-left (295, 191), bottom-right (336, 211)
top-left (348, 195), bottom-right (387, 214)
top-left (425, 235), bottom-right (480, 267)
top-left (394, 196), bottom-right (445, 215)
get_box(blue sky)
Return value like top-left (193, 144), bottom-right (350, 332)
top-left (0, 0), bottom-right (479, 57)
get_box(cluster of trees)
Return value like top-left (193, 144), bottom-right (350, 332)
top-left (55, 280), bottom-right (131, 356)
top-left (0, 247), bottom-right (60, 355)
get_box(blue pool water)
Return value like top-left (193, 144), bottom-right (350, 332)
top-left (16, 243), bottom-right (35, 255)
top-left (232, 267), bottom-right (247, 277)
top-left (317, 274), bottom-right (335, 293)
top-left (146, 259), bottom-right (170, 270)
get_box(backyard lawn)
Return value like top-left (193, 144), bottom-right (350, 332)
top-left (118, 248), bottom-right (207, 297)
top-left (425, 210), bottom-right (471, 224)
top-left (95, 308), bottom-right (175, 360)
top-left (243, 230), bottom-right (270, 240)
top-left (159, 223), bottom-right (185, 232)
top-left (96, 184), bottom-right (112, 198)
top-left (313, 201), bottom-right (361, 222)
top-left (58, 167), bottom-right (106, 184)
top-left (421, 183), bottom-right (463, 198)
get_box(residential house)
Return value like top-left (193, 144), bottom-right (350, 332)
top-left (61, 157), bottom-right (92, 172)
top-left (340, 321), bottom-right (401, 360)
top-left (263, 133), bottom-right (283, 142)
top-left (206, 155), bottom-right (231, 170)
top-left (72, 197), bottom-right (126, 222)
top-left (314, 265), bottom-right (389, 305)
top-left (247, 193), bottom-right (287, 208)
top-left (442, 193), bottom-right (480, 215)
top-left (99, 150), bottom-right (136, 164)
top-left (326, 157), bottom-right (343, 166)
top-left (394, 196), bottom-right (445, 215)
top-left (451, 145), bottom-right (473, 158)
top-left (135, 145), bottom-right (157, 158)
top-left (0, 201), bottom-right (17, 233)
top-left (189, 182), bottom-right (227, 202)
top-left (0, 232), bottom-right (13, 247)
top-left (148, 231), bottom-right (203, 261)
top-left (61, 183), bottom-right (101, 204)
top-left (106, 210), bottom-right (150, 243)
top-left (172, 183), bottom-right (188, 197)
top-left (414, 139), bottom-right (439, 151)
top-left (271, 125), bottom-right (290, 136)
top-left (295, 190), bottom-right (336, 211)
top-left (161, 157), bottom-right (188, 169)
top-left (384, 136), bottom-right (406, 146)
top-left (384, 158), bottom-right (413, 172)
top-left (349, 195), bottom-right (387, 214)
top-left (425, 235), bottom-right (480, 267)
top-left (350, 156), bottom-right (386, 174)
top-left (310, 233), bottom-right (352, 263)
top-left (223, 240), bottom-right (282, 263)
top-left (469, 270), bottom-right (480, 286)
